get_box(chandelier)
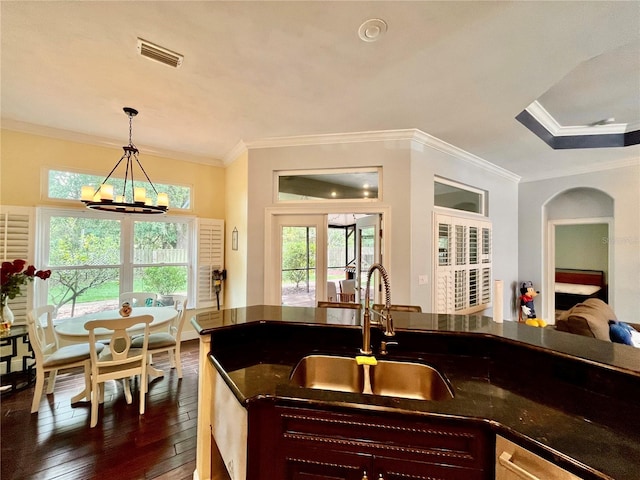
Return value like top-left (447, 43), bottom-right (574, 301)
top-left (80, 107), bottom-right (169, 214)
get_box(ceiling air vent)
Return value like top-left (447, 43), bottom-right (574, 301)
top-left (137, 38), bottom-right (183, 68)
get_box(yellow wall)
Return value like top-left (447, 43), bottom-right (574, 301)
top-left (224, 150), bottom-right (249, 307)
top-left (0, 129), bottom-right (225, 219)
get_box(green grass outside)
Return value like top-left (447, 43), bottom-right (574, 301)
top-left (48, 280), bottom-right (146, 304)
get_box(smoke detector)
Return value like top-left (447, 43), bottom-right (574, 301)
top-left (358, 19), bottom-right (387, 43)
top-left (137, 38), bottom-right (183, 68)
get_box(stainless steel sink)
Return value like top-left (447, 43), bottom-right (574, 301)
top-left (369, 358), bottom-right (453, 400)
top-left (290, 354), bottom-right (454, 401)
top-left (289, 355), bottom-right (363, 393)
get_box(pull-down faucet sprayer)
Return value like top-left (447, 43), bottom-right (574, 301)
top-left (361, 263), bottom-right (394, 355)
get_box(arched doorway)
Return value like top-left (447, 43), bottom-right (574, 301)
top-left (544, 187), bottom-right (614, 321)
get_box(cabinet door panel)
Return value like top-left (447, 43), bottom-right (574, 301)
top-left (285, 445), bottom-right (370, 480)
top-left (292, 474), bottom-right (354, 480)
top-left (375, 455), bottom-right (486, 480)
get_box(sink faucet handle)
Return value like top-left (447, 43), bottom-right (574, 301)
top-left (384, 312), bottom-right (394, 337)
top-left (379, 340), bottom-right (398, 355)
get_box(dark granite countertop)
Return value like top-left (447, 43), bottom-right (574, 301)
top-left (192, 305), bottom-right (640, 480)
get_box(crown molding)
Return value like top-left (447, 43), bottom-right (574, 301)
top-left (244, 129), bottom-right (417, 149)
top-left (239, 128), bottom-right (521, 182)
top-left (520, 155), bottom-right (640, 183)
top-left (223, 139), bottom-right (248, 165)
top-left (1, 119), bottom-right (224, 167)
top-left (526, 100), bottom-right (635, 136)
top-left (409, 129), bottom-right (521, 183)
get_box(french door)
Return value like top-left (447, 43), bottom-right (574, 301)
top-left (271, 215), bottom-right (327, 307)
top-left (266, 211), bottom-right (387, 307)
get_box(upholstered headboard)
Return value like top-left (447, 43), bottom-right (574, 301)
top-left (554, 269), bottom-right (607, 310)
top-left (555, 268), bottom-right (605, 287)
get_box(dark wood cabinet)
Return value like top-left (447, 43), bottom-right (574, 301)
top-left (248, 403), bottom-right (493, 480)
top-left (284, 445), bottom-right (369, 480)
top-left (373, 455), bottom-right (486, 480)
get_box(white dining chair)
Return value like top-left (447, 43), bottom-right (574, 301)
top-left (27, 306), bottom-right (104, 414)
top-left (85, 314), bottom-right (152, 428)
top-left (327, 281), bottom-right (338, 302)
top-left (119, 291), bottom-right (158, 307)
top-left (131, 294), bottom-right (188, 378)
top-left (338, 279), bottom-right (357, 303)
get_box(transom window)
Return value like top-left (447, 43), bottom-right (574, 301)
top-left (434, 177), bottom-right (486, 215)
top-left (47, 169), bottom-right (192, 210)
top-left (277, 168), bottom-right (380, 202)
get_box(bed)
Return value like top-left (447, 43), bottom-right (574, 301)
top-left (555, 268), bottom-right (607, 311)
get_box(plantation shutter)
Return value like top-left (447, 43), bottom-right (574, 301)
top-left (0, 206), bottom-right (35, 323)
top-left (436, 220), bottom-right (454, 313)
top-left (434, 213), bottom-right (492, 314)
top-left (196, 218), bottom-right (224, 308)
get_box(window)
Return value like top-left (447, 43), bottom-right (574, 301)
top-left (133, 220), bottom-right (190, 305)
top-left (46, 213), bottom-right (122, 318)
top-left (327, 225), bottom-right (355, 281)
top-left (434, 213), bottom-right (492, 314)
top-left (434, 177), bottom-right (486, 215)
top-left (47, 169), bottom-right (192, 210)
top-left (277, 168), bottom-right (380, 202)
top-left (37, 208), bottom-right (199, 318)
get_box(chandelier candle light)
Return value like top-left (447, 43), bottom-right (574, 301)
top-left (80, 107), bottom-right (169, 214)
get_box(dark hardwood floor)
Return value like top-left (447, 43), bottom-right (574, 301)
top-left (1, 340), bottom-right (200, 480)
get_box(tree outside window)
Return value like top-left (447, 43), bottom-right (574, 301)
top-left (47, 216), bottom-right (121, 318)
top-left (42, 211), bottom-right (193, 318)
top-left (282, 227), bottom-right (316, 291)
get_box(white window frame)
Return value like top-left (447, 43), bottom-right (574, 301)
top-left (35, 207), bottom-right (198, 310)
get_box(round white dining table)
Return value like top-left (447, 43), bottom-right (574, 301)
top-left (54, 306), bottom-right (177, 346)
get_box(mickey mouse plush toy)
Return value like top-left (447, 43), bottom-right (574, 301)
top-left (519, 281), bottom-right (547, 327)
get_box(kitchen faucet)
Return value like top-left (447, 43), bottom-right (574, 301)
top-left (361, 263), bottom-right (394, 355)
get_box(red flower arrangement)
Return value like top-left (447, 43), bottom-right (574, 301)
top-left (1, 259), bottom-right (51, 308)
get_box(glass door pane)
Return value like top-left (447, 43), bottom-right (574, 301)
top-left (327, 225), bottom-right (354, 303)
top-left (281, 225), bottom-right (316, 306)
top-left (356, 215), bottom-right (381, 305)
top-left (268, 215), bottom-right (327, 306)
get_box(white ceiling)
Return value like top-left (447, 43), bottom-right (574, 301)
top-left (2, 1), bottom-right (639, 181)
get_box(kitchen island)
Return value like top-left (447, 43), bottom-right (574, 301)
top-left (191, 305), bottom-right (640, 480)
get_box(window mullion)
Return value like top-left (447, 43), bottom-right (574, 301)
top-left (120, 216), bottom-right (133, 294)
